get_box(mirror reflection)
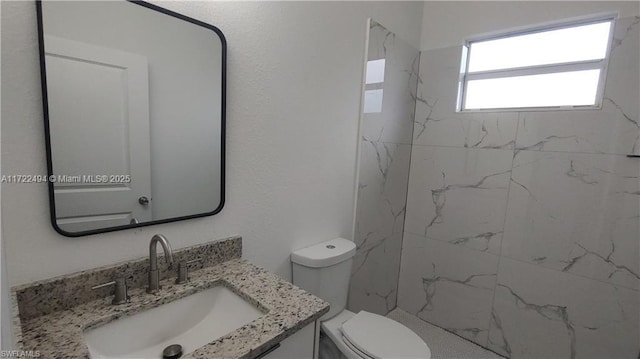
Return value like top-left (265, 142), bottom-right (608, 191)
top-left (39, 1), bottom-right (226, 236)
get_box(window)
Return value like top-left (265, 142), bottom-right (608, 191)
top-left (363, 59), bottom-right (386, 113)
top-left (366, 59), bottom-right (386, 85)
top-left (459, 16), bottom-right (615, 111)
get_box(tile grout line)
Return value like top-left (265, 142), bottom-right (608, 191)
top-left (485, 110), bottom-right (520, 351)
top-left (400, 229), bottom-right (639, 292)
top-left (394, 49), bottom-right (423, 314)
top-left (410, 141), bottom-right (636, 157)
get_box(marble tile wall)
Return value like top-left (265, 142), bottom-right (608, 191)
top-left (397, 16), bottom-right (640, 358)
top-left (348, 20), bottom-right (419, 315)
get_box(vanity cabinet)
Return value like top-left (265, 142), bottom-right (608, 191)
top-left (260, 321), bottom-right (317, 359)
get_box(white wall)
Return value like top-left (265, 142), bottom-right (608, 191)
top-left (0, 1), bottom-right (424, 286)
top-left (420, 1), bottom-right (640, 51)
top-left (0, 1), bottom-right (11, 348)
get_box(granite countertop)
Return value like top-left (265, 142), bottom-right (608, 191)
top-left (17, 258), bottom-right (330, 358)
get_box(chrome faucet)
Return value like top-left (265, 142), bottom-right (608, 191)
top-left (147, 234), bottom-right (174, 293)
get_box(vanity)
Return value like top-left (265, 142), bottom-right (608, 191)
top-left (11, 236), bottom-right (330, 358)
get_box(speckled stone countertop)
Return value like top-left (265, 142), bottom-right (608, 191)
top-left (13, 238), bottom-right (329, 358)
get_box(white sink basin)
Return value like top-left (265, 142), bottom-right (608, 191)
top-left (84, 286), bottom-right (265, 358)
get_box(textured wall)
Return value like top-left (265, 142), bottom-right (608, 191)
top-left (0, 1), bottom-right (12, 347)
top-left (0, 1), bottom-right (424, 286)
top-left (419, 1), bottom-right (640, 51)
top-left (398, 15), bottom-right (640, 358)
top-left (0, 0), bottom-right (10, 341)
top-left (348, 21), bottom-right (419, 315)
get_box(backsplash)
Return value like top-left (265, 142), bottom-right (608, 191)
top-left (13, 235), bottom-right (241, 321)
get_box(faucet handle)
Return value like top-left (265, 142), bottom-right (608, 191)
top-left (92, 277), bottom-right (129, 305)
top-left (175, 258), bottom-right (203, 284)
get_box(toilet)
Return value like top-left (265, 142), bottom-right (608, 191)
top-left (292, 238), bottom-right (431, 359)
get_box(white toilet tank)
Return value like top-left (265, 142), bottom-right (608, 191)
top-left (291, 238), bottom-right (356, 320)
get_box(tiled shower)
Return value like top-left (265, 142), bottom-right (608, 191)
top-left (349, 16), bottom-right (639, 359)
top-left (349, 20), bottom-right (419, 315)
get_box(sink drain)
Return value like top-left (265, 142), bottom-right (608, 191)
top-left (162, 344), bottom-right (183, 359)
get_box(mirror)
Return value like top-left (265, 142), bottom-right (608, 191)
top-left (36, 1), bottom-right (226, 237)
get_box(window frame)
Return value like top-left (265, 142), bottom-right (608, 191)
top-left (457, 13), bottom-right (618, 113)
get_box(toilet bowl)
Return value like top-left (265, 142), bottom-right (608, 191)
top-left (291, 238), bottom-right (431, 359)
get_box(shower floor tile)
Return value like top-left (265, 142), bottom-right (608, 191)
top-left (387, 308), bottom-right (505, 359)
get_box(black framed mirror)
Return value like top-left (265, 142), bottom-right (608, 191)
top-left (36, 0), bottom-right (226, 237)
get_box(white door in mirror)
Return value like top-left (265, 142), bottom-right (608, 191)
top-left (84, 286), bottom-right (264, 358)
top-left (45, 35), bottom-right (152, 232)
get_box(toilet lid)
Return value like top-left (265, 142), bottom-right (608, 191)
top-left (341, 311), bottom-right (430, 359)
